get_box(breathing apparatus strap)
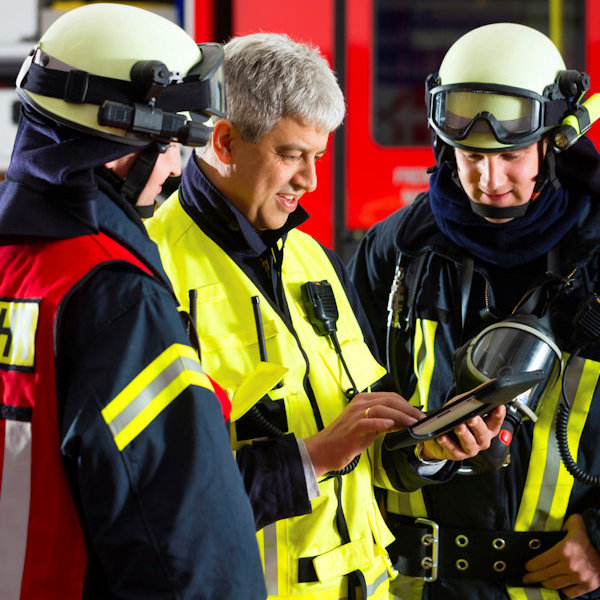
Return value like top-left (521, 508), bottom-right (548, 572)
top-left (460, 255), bottom-right (474, 337)
top-left (386, 251), bottom-right (427, 392)
top-left (459, 246), bottom-right (561, 324)
top-left (516, 246), bottom-right (561, 314)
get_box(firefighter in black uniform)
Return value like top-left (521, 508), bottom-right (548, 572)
top-left (0, 4), bottom-right (266, 599)
top-left (349, 22), bottom-right (600, 600)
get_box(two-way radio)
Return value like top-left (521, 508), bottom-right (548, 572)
top-left (301, 281), bottom-right (358, 399)
top-left (250, 282), bottom-right (362, 477)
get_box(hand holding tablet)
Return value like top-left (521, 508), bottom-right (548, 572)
top-left (384, 370), bottom-right (545, 450)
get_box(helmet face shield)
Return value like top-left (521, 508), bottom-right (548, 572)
top-left (428, 82), bottom-right (564, 150)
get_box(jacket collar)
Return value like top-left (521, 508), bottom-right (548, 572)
top-left (0, 173), bottom-right (172, 292)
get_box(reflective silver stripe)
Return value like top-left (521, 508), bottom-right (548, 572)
top-left (365, 567), bottom-right (389, 598)
top-left (521, 590), bottom-right (543, 600)
top-left (263, 522), bottom-right (278, 596)
top-left (532, 359), bottom-right (584, 530)
top-left (102, 344), bottom-right (212, 450)
top-left (106, 354), bottom-right (203, 440)
top-left (522, 589), bottom-right (556, 599)
top-left (0, 420), bottom-right (32, 600)
top-left (508, 585), bottom-right (560, 600)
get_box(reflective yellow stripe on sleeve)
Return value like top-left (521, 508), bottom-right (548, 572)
top-left (413, 318), bottom-right (437, 411)
top-left (102, 343), bottom-right (212, 451)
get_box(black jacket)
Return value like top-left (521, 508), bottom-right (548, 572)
top-left (0, 110), bottom-right (266, 599)
top-left (349, 189), bottom-right (600, 600)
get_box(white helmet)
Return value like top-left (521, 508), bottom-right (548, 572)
top-left (16, 3), bottom-right (225, 147)
top-left (426, 23), bottom-right (588, 152)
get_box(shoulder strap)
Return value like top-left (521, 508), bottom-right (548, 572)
top-left (461, 255), bottom-right (475, 335)
top-left (386, 250), bottom-right (427, 392)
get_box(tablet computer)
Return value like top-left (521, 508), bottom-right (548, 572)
top-left (384, 370), bottom-right (545, 450)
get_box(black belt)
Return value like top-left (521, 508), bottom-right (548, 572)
top-left (387, 515), bottom-right (566, 585)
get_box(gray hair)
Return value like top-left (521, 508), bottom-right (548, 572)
top-left (221, 32), bottom-right (345, 141)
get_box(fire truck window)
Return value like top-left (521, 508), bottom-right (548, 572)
top-left (372, 0), bottom-right (586, 147)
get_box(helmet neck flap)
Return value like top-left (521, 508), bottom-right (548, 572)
top-left (13, 3), bottom-right (226, 215)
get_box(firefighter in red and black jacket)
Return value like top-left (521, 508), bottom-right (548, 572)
top-left (0, 4), bottom-right (266, 600)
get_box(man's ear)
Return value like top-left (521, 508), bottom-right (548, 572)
top-left (212, 119), bottom-right (235, 165)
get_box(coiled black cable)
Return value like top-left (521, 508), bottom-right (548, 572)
top-left (555, 404), bottom-right (600, 486)
top-left (555, 349), bottom-right (600, 486)
top-left (324, 455), bottom-right (361, 479)
top-left (322, 388), bottom-right (361, 480)
top-left (249, 404), bottom-right (286, 438)
top-left (250, 292), bottom-right (361, 478)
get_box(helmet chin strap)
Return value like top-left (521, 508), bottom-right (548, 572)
top-left (468, 199), bottom-right (531, 219)
top-left (119, 142), bottom-right (168, 217)
top-left (135, 203), bottom-right (156, 219)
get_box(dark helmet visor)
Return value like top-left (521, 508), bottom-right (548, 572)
top-left (181, 43), bottom-right (226, 118)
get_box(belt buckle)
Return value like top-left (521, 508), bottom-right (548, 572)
top-left (415, 517), bottom-right (439, 582)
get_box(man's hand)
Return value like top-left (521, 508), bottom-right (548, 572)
top-left (522, 513), bottom-right (600, 598)
top-left (420, 404), bottom-right (506, 461)
top-left (303, 392), bottom-right (423, 478)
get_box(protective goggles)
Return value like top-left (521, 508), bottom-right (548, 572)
top-left (427, 79), bottom-right (571, 149)
top-left (154, 42), bottom-right (226, 118)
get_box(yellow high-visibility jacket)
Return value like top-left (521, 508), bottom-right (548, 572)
top-left (148, 191), bottom-right (396, 600)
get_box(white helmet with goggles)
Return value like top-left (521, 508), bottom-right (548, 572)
top-left (16, 2), bottom-right (226, 148)
top-left (426, 22), bottom-right (588, 153)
